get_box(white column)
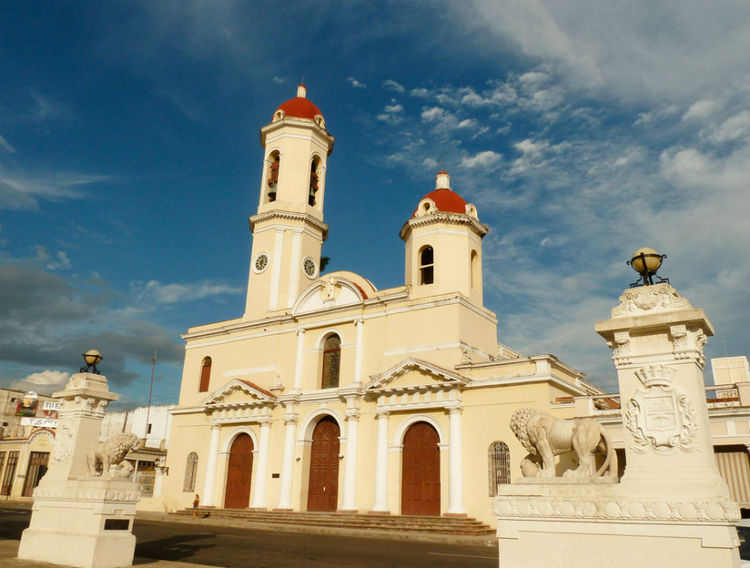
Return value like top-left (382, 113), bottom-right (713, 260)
top-left (287, 230), bottom-right (302, 306)
top-left (277, 414), bottom-right (298, 510)
top-left (268, 228), bottom-right (284, 311)
top-left (293, 329), bottom-right (305, 391)
top-left (353, 319), bottom-right (364, 385)
top-left (202, 424), bottom-right (221, 507)
top-left (372, 411), bottom-right (390, 512)
top-left (341, 414), bottom-right (360, 511)
top-left (250, 420), bottom-right (272, 509)
top-left (447, 407), bottom-right (466, 515)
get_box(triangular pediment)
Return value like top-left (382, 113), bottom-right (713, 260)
top-left (367, 357), bottom-right (467, 393)
top-left (201, 379), bottom-right (277, 407)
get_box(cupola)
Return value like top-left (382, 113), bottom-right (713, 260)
top-left (401, 171), bottom-right (488, 304)
top-left (412, 172), bottom-right (478, 219)
top-left (272, 84), bottom-right (326, 129)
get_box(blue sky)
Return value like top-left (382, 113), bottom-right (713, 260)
top-left (1, 1), bottom-right (748, 409)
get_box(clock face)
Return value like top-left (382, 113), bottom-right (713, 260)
top-left (254, 253), bottom-right (269, 273)
top-left (303, 257), bottom-right (317, 278)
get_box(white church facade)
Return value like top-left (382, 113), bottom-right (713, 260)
top-left (161, 85), bottom-right (602, 526)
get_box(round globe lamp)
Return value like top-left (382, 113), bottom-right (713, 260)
top-left (627, 247), bottom-right (667, 286)
top-left (81, 349), bottom-right (103, 374)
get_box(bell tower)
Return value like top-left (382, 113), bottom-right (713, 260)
top-left (400, 172), bottom-right (488, 305)
top-left (244, 85), bottom-right (335, 318)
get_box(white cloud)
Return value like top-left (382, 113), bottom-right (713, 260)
top-left (410, 88), bottom-right (431, 98)
top-left (272, 76), bottom-right (286, 84)
top-left (383, 79), bottom-right (405, 93)
top-left (683, 98), bottom-right (722, 121)
top-left (29, 92), bottom-right (72, 122)
top-left (461, 150), bottom-right (503, 169)
top-left (659, 145), bottom-right (750, 192)
top-left (421, 106), bottom-right (446, 122)
top-left (377, 103), bottom-right (404, 125)
top-left (454, 1), bottom-right (750, 103)
top-left (347, 77), bottom-right (366, 89)
top-left (35, 247), bottom-right (72, 271)
top-left (0, 170), bottom-right (110, 211)
top-left (0, 134), bottom-right (16, 154)
top-left (135, 280), bottom-right (243, 304)
top-left (707, 110), bottom-right (750, 144)
top-left (613, 146), bottom-right (645, 167)
top-left (634, 104), bottom-right (680, 126)
top-left (422, 157), bottom-right (438, 170)
top-left (13, 370), bottom-right (70, 394)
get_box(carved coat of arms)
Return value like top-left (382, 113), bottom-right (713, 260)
top-left (624, 366), bottom-right (698, 454)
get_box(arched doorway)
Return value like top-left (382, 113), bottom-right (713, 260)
top-left (307, 416), bottom-right (340, 511)
top-left (224, 433), bottom-right (253, 509)
top-left (402, 421), bottom-right (440, 516)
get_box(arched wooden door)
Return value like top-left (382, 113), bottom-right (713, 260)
top-left (307, 416), bottom-right (340, 511)
top-left (401, 422), bottom-right (440, 516)
top-left (224, 433), bottom-right (253, 509)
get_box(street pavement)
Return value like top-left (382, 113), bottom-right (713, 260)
top-left (0, 506), bottom-right (498, 568)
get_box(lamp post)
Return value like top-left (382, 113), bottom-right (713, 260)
top-left (80, 349), bottom-right (103, 374)
top-left (626, 247), bottom-right (668, 287)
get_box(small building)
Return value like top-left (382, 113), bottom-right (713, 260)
top-left (99, 404), bottom-right (173, 507)
top-left (0, 387), bottom-right (58, 500)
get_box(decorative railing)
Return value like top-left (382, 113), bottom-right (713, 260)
top-left (557, 384), bottom-right (747, 415)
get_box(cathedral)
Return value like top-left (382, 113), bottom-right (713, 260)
top-left (162, 85), bottom-right (601, 526)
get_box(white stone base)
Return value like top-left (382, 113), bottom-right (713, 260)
top-left (17, 477), bottom-right (139, 568)
top-left (495, 482), bottom-right (741, 568)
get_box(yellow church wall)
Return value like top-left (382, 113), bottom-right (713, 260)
top-left (163, 413), bottom-right (211, 509)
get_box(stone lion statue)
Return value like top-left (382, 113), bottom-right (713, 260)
top-left (510, 408), bottom-right (617, 479)
top-left (86, 432), bottom-right (141, 478)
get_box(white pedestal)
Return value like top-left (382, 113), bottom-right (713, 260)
top-left (18, 478), bottom-right (139, 568)
top-left (495, 481), bottom-right (740, 568)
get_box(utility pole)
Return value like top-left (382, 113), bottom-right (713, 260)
top-left (145, 351), bottom-right (156, 443)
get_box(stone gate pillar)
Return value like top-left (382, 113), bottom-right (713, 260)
top-left (17, 370), bottom-right (140, 568)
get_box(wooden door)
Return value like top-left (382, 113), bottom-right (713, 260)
top-left (401, 422), bottom-right (440, 516)
top-left (224, 434), bottom-right (253, 509)
top-left (307, 417), bottom-right (340, 511)
top-left (22, 451), bottom-right (49, 497)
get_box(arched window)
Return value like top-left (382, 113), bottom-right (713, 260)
top-left (419, 246), bottom-right (434, 285)
top-left (199, 357), bottom-right (212, 392)
top-left (308, 157), bottom-right (320, 206)
top-left (266, 152), bottom-right (280, 202)
top-left (183, 451), bottom-right (198, 492)
top-left (321, 334), bottom-right (341, 389)
top-left (470, 249), bottom-right (479, 289)
top-left (488, 441), bottom-right (511, 496)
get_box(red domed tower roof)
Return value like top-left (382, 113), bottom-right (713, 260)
top-left (411, 171), bottom-right (468, 217)
top-left (274, 84), bottom-right (324, 121)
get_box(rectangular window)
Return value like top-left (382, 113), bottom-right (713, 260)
top-left (1, 451), bottom-right (19, 496)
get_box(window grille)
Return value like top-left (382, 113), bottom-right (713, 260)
top-left (183, 451), bottom-right (198, 492)
top-left (488, 441), bottom-right (511, 496)
top-left (321, 335), bottom-right (341, 389)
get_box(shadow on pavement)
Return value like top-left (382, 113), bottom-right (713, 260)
top-left (134, 532), bottom-right (218, 565)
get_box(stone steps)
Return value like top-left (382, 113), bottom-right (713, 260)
top-left (172, 508), bottom-right (494, 535)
